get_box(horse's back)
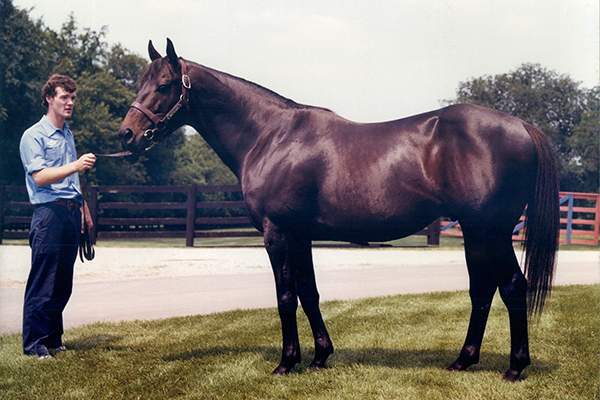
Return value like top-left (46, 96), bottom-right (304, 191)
top-left (243, 103), bottom-right (537, 240)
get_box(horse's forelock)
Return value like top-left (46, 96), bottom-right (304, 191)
top-left (138, 59), bottom-right (176, 89)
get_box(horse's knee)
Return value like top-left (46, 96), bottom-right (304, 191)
top-left (278, 293), bottom-right (298, 316)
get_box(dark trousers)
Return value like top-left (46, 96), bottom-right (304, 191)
top-left (23, 204), bottom-right (80, 356)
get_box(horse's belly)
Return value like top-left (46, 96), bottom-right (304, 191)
top-left (311, 218), bottom-right (434, 243)
top-left (311, 203), bottom-right (440, 243)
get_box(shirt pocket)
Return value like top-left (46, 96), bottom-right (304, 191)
top-left (44, 140), bottom-right (67, 168)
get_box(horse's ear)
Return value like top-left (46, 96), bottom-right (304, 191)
top-left (166, 38), bottom-right (179, 68)
top-left (148, 40), bottom-right (162, 61)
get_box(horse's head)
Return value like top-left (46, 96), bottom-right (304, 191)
top-left (117, 39), bottom-right (191, 153)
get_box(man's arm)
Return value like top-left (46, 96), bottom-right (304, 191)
top-left (32, 153), bottom-right (97, 187)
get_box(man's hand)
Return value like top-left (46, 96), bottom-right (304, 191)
top-left (76, 153), bottom-right (97, 172)
top-left (32, 153), bottom-right (97, 187)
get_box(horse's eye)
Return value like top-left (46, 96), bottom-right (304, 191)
top-left (157, 84), bottom-right (170, 94)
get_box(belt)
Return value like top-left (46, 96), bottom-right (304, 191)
top-left (49, 199), bottom-right (82, 211)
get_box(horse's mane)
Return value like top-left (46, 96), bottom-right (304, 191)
top-left (200, 64), bottom-right (335, 114)
top-left (139, 58), bottom-right (335, 114)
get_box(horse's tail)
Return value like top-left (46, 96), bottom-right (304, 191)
top-left (522, 123), bottom-right (560, 318)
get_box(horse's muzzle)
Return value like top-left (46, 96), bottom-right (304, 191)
top-left (117, 126), bottom-right (146, 153)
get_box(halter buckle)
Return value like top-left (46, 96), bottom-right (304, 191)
top-left (182, 74), bottom-right (191, 89)
top-left (144, 129), bottom-right (156, 141)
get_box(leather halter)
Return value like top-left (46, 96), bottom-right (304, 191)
top-left (130, 58), bottom-right (191, 144)
top-left (79, 64), bottom-right (193, 261)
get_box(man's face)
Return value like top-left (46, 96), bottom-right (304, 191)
top-left (47, 86), bottom-right (77, 120)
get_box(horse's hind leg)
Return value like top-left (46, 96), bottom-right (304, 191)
top-left (447, 229), bottom-right (498, 373)
top-left (496, 244), bottom-right (530, 382)
top-left (448, 228), bottom-right (530, 381)
top-left (295, 239), bottom-right (333, 369)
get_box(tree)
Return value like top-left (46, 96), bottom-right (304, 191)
top-left (42, 14), bottom-right (107, 78)
top-left (106, 44), bottom-right (149, 90)
top-left (2, 0), bottom-right (237, 189)
top-left (445, 63), bottom-right (599, 193)
top-left (169, 129), bottom-right (238, 186)
top-left (0, 0), bottom-right (49, 185)
top-left (0, 2), bottom-right (151, 187)
top-left (71, 70), bottom-right (149, 186)
top-left (566, 87), bottom-right (599, 193)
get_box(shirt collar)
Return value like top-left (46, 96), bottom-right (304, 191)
top-left (40, 115), bottom-right (70, 138)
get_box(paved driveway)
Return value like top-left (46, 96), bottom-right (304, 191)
top-left (1, 246), bottom-right (597, 334)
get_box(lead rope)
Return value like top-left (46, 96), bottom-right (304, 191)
top-left (79, 169), bottom-right (94, 262)
top-left (79, 150), bottom-right (134, 262)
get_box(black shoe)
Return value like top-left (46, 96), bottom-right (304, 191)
top-left (26, 345), bottom-right (52, 359)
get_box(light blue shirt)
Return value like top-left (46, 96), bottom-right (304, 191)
top-left (19, 116), bottom-right (82, 205)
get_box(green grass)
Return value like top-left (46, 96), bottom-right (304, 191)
top-left (1, 285), bottom-right (597, 399)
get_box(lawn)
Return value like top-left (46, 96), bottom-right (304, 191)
top-left (1, 285), bottom-right (598, 399)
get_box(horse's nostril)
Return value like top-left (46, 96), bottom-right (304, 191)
top-left (119, 128), bottom-right (134, 144)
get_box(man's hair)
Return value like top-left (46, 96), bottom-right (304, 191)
top-left (41, 75), bottom-right (77, 108)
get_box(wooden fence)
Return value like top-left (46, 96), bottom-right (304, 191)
top-left (2, 186), bottom-right (596, 247)
top-left (0, 185), bottom-right (440, 246)
top-left (440, 192), bottom-right (600, 246)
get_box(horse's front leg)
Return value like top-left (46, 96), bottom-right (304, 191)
top-left (295, 239), bottom-right (334, 369)
top-left (264, 226), bottom-right (302, 374)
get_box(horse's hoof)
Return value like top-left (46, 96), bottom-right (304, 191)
top-left (446, 361), bottom-right (467, 372)
top-left (271, 360), bottom-right (298, 375)
top-left (271, 365), bottom-right (290, 375)
top-left (502, 368), bottom-right (521, 382)
top-left (308, 360), bottom-right (327, 370)
top-left (308, 347), bottom-right (333, 370)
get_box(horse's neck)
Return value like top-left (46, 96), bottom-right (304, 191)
top-left (188, 66), bottom-right (296, 178)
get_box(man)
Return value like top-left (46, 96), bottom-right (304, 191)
top-left (19, 74), bottom-right (96, 359)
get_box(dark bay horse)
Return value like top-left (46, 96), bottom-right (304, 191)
top-left (117, 39), bottom-right (559, 381)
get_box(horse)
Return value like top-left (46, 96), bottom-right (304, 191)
top-left (117, 39), bottom-right (559, 381)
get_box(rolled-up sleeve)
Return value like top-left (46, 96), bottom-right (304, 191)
top-left (19, 131), bottom-right (47, 175)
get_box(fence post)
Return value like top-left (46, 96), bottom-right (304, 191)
top-left (89, 186), bottom-right (99, 244)
top-left (594, 194), bottom-right (600, 246)
top-left (0, 186), bottom-right (5, 245)
top-left (186, 185), bottom-right (197, 247)
top-left (565, 194), bottom-right (574, 245)
top-left (427, 218), bottom-right (440, 245)
top-left (559, 193), bottom-right (575, 245)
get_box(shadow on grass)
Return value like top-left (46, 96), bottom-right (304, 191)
top-left (65, 334), bottom-right (123, 351)
top-left (162, 345), bottom-right (557, 375)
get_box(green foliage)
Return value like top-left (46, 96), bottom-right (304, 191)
top-left (566, 88), bottom-right (600, 193)
top-left (0, 284), bottom-right (597, 399)
top-left (445, 63), bottom-right (599, 193)
top-left (71, 70), bottom-right (149, 186)
top-left (0, 0), bottom-right (237, 188)
top-left (0, 0), bottom-right (49, 185)
top-left (106, 43), bottom-right (149, 90)
top-left (42, 15), bottom-right (108, 77)
top-left (169, 131), bottom-right (238, 186)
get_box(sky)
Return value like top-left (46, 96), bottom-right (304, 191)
top-left (13, 0), bottom-right (600, 123)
